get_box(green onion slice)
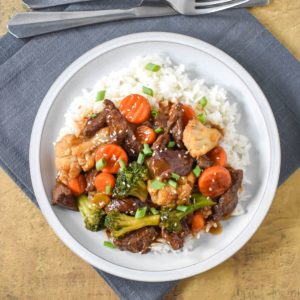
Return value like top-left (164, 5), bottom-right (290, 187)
top-left (143, 86), bottom-right (154, 97)
top-left (90, 113), bottom-right (97, 119)
top-left (151, 179), bottom-right (165, 190)
top-left (193, 165), bottom-right (203, 177)
top-left (96, 90), bottom-right (106, 102)
top-left (171, 172), bottom-right (180, 181)
top-left (154, 127), bottom-right (163, 134)
top-left (168, 179), bottom-right (177, 188)
top-left (105, 184), bottom-right (111, 195)
top-left (199, 96), bottom-right (208, 108)
top-left (118, 158), bottom-right (126, 171)
top-left (104, 241), bottom-right (116, 248)
top-left (143, 144), bottom-right (153, 156)
top-left (167, 141), bottom-right (176, 148)
top-left (137, 153), bottom-right (145, 165)
top-left (197, 113), bottom-right (207, 124)
top-left (150, 207), bottom-right (159, 215)
top-left (135, 207), bottom-right (147, 219)
top-left (96, 157), bottom-right (106, 171)
top-left (151, 109), bottom-right (158, 118)
top-left (145, 63), bottom-right (161, 72)
top-left (176, 205), bottom-right (189, 212)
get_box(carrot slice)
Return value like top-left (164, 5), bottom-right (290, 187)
top-left (94, 173), bottom-right (116, 195)
top-left (90, 193), bottom-right (111, 209)
top-left (119, 94), bottom-right (151, 124)
top-left (191, 211), bottom-right (205, 233)
top-left (182, 104), bottom-right (196, 127)
top-left (68, 174), bottom-right (86, 196)
top-left (95, 144), bottom-right (128, 174)
top-left (198, 166), bottom-right (231, 197)
top-left (136, 125), bottom-right (157, 144)
top-left (207, 146), bottom-right (227, 166)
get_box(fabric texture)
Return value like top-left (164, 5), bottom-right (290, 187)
top-left (0, 1), bottom-right (299, 300)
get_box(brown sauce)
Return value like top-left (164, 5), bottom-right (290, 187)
top-left (209, 222), bottom-right (222, 235)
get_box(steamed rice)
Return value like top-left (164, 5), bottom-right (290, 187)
top-left (57, 55), bottom-right (251, 254)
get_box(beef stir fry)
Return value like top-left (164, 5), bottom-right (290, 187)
top-left (52, 94), bottom-right (243, 254)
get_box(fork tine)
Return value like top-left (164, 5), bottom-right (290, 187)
top-left (195, 0), bottom-right (249, 13)
top-left (194, 0), bottom-right (237, 6)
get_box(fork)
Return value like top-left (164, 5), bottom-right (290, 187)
top-left (8, 0), bottom-right (250, 38)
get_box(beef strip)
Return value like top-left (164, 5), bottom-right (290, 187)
top-left (154, 101), bottom-right (171, 130)
top-left (52, 183), bottom-right (78, 211)
top-left (152, 132), bottom-right (170, 151)
top-left (123, 125), bottom-right (142, 157)
top-left (161, 220), bottom-right (190, 250)
top-left (85, 168), bottom-right (98, 192)
top-left (196, 155), bottom-right (213, 169)
top-left (147, 149), bottom-right (193, 179)
top-left (212, 169), bottom-right (243, 221)
top-left (114, 227), bottom-right (159, 254)
top-left (104, 198), bottom-right (145, 215)
top-left (168, 103), bottom-right (185, 149)
top-left (83, 110), bottom-right (107, 138)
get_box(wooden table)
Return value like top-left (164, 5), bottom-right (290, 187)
top-left (0, 1), bottom-right (299, 299)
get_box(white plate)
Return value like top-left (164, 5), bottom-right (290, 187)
top-left (29, 32), bottom-right (280, 282)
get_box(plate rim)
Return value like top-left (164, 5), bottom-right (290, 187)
top-left (29, 32), bottom-right (281, 282)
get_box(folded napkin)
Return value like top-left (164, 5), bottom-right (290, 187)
top-left (0, 1), bottom-right (300, 300)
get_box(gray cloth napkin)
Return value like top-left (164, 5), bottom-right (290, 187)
top-left (0, 1), bottom-right (300, 300)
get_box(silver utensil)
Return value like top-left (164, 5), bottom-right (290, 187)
top-left (166, 0), bottom-right (249, 15)
top-left (8, 0), bottom-right (249, 39)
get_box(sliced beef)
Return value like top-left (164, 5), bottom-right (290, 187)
top-left (153, 101), bottom-right (171, 130)
top-left (212, 169), bottom-right (243, 221)
top-left (52, 183), bottom-right (78, 211)
top-left (104, 198), bottom-right (145, 215)
top-left (114, 227), bottom-right (159, 254)
top-left (161, 221), bottom-right (190, 250)
top-left (85, 168), bottom-right (98, 192)
top-left (197, 155), bottom-right (213, 169)
top-left (147, 149), bottom-right (193, 179)
top-left (152, 132), bottom-right (170, 151)
top-left (123, 125), bottom-right (142, 157)
top-left (168, 103), bottom-right (185, 149)
top-left (83, 110), bottom-right (107, 138)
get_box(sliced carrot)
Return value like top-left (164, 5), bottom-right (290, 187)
top-left (207, 146), bottom-right (227, 166)
top-left (119, 94), bottom-right (151, 124)
top-left (68, 174), bottom-right (86, 196)
top-left (94, 172), bottom-right (116, 195)
top-left (90, 193), bottom-right (111, 209)
top-left (136, 125), bottom-right (157, 144)
top-left (191, 211), bottom-right (205, 233)
top-left (95, 144), bottom-right (128, 174)
top-left (182, 104), bottom-right (196, 127)
top-left (198, 166), bottom-right (232, 197)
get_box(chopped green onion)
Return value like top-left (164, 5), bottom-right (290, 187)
top-left (150, 207), bottom-right (159, 215)
top-left (193, 165), bottom-right (203, 177)
top-left (197, 113), bottom-right (207, 124)
top-left (171, 172), bottom-right (180, 181)
top-left (199, 96), bottom-right (208, 108)
top-left (118, 158), bottom-right (126, 171)
top-left (167, 141), bottom-right (176, 148)
top-left (90, 113), bottom-right (97, 119)
top-left (105, 184), bottom-right (111, 195)
top-left (151, 109), bottom-right (158, 118)
top-left (176, 205), bottom-right (189, 212)
top-left (104, 241), bottom-right (116, 249)
top-left (143, 86), bottom-right (154, 97)
top-left (151, 179), bottom-right (165, 190)
top-left (145, 63), bottom-right (161, 72)
top-left (96, 90), bottom-right (106, 102)
top-left (137, 153), bottom-right (145, 165)
top-left (135, 207), bottom-right (147, 219)
top-left (168, 179), bottom-right (177, 188)
top-left (191, 193), bottom-right (215, 206)
top-left (96, 158), bottom-right (106, 171)
top-left (154, 127), bottom-right (164, 134)
top-left (143, 144), bottom-right (153, 156)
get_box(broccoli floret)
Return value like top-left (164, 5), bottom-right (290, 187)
top-left (105, 211), bottom-right (160, 238)
top-left (112, 161), bottom-right (149, 201)
top-left (160, 194), bottom-right (216, 232)
top-left (78, 195), bottom-right (105, 232)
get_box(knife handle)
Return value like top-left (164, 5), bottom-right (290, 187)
top-left (8, 9), bottom-right (136, 38)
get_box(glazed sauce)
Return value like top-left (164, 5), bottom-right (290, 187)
top-left (209, 222), bottom-right (222, 235)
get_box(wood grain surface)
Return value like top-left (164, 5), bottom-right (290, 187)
top-left (0, 1), bottom-right (299, 299)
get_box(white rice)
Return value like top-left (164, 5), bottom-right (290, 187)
top-left (57, 55), bottom-right (251, 254)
